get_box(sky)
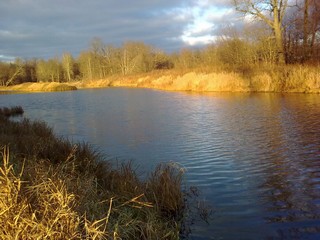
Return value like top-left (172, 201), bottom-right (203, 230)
top-left (0, 0), bottom-right (241, 61)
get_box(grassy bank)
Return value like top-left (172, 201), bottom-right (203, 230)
top-left (0, 82), bottom-right (77, 92)
top-left (2, 64), bottom-right (318, 94)
top-left (0, 106), bottom-right (192, 239)
top-left (76, 65), bottom-right (320, 93)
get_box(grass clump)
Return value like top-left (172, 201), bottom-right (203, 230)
top-left (0, 106), bottom-right (194, 239)
top-left (0, 106), bottom-right (24, 118)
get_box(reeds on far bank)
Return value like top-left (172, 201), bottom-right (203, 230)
top-left (248, 64), bottom-right (320, 93)
top-left (0, 106), bottom-right (193, 239)
top-left (87, 64), bottom-right (320, 93)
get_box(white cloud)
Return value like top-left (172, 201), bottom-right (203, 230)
top-left (0, 54), bottom-right (15, 62)
top-left (181, 34), bottom-right (216, 46)
top-left (0, 30), bottom-right (31, 40)
top-left (180, 1), bottom-right (236, 46)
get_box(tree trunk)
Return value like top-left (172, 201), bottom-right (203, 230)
top-left (303, 0), bottom-right (310, 61)
top-left (88, 57), bottom-right (92, 80)
top-left (309, 0), bottom-right (320, 60)
top-left (233, 0), bottom-right (287, 64)
top-left (273, 5), bottom-right (286, 64)
top-left (5, 65), bottom-right (23, 87)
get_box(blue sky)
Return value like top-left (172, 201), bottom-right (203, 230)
top-left (0, 0), bottom-right (239, 61)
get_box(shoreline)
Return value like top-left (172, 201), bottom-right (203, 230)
top-left (1, 69), bottom-right (320, 94)
top-left (0, 82), bottom-right (77, 93)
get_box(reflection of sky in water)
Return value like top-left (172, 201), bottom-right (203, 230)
top-left (1, 89), bottom-right (320, 239)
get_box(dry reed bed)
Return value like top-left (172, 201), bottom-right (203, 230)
top-left (2, 65), bottom-right (319, 94)
top-left (0, 106), bottom-right (191, 239)
top-left (79, 65), bottom-right (320, 93)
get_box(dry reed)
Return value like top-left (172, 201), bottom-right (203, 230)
top-left (80, 64), bottom-right (320, 93)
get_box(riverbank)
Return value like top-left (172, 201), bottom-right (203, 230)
top-left (100, 66), bottom-right (320, 93)
top-left (2, 65), bottom-right (320, 93)
top-left (0, 82), bottom-right (77, 92)
top-left (65, 65), bottom-right (320, 94)
top-left (0, 106), bottom-right (189, 239)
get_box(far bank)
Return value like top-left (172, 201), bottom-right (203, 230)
top-left (2, 66), bottom-right (320, 94)
top-left (74, 65), bottom-right (320, 94)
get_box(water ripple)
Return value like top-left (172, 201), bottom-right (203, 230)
top-left (2, 90), bottom-right (320, 239)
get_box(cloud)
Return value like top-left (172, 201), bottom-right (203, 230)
top-left (180, 0), bottom-right (241, 46)
top-left (0, 0), bottom-right (239, 60)
top-left (0, 54), bottom-right (15, 62)
top-left (0, 30), bottom-right (31, 40)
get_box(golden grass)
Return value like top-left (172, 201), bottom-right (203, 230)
top-left (248, 65), bottom-right (320, 93)
top-left (68, 64), bottom-right (320, 93)
top-left (0, 106), bottom-right (198, 239)
top-left (79, 71), bottom-right (250, 92)
top-left (1, 82), bottom-right (77, 92)
top-left (1, 64), bottom-right (319, 94)
top-left (3, 64), bottom-right (318, 94)
top-left (0, 145), bottom-right (110, 239)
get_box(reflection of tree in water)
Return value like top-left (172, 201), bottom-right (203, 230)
top-left (259, 95), bottom-right (320, 238)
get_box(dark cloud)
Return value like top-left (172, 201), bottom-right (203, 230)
top-left (0, 0), bottom-right (238, 60)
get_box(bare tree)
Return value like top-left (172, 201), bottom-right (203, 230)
top-left (118, 41), bottom-right (152, 75)
top-left (5, 59), bottom-right (24, 86)
top-left (282, 0), bottom-right (320, 62)
top-left (36, 58), bottom-right (61, 82)
top-left (233, 0), bottom-right (288, 64)
top-left (90, 37), bottom-right (106, 78)
top-left (62, 52), bottom-right (74, 82)
top-left (78, 51), bottom-right (93, 80)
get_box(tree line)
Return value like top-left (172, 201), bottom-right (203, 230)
top-left (0, 0), bottom-right (319, 86)
top-left (0, 40), bottom-right (174, 86)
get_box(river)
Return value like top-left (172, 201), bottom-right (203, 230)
top-left (1, 88), bottom-right (320, 239)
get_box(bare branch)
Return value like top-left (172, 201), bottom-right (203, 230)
top-left (6, 64), bottom-right (23, 87)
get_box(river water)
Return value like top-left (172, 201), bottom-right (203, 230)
top-left (1, 88), bottom-right (320, 239)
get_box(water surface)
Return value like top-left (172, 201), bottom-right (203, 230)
top-left (1, 88), bottom-right (320, 239)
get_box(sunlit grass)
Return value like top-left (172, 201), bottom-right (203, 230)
top-left (2, 63), bottom-right (319, 94)
top-left (73, 64), bottom-right (320, 93)
top-left (2, 82), bottom-right (77, 92)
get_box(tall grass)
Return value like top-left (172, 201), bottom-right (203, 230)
top-left (0, 106), bottom-right (201, 239)
top-left (246, 64), bottom-right (320, 92)
top-left (102, 64), bottom-right (319, 93)
top-left (0, 145), bottom-right (111, 239)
